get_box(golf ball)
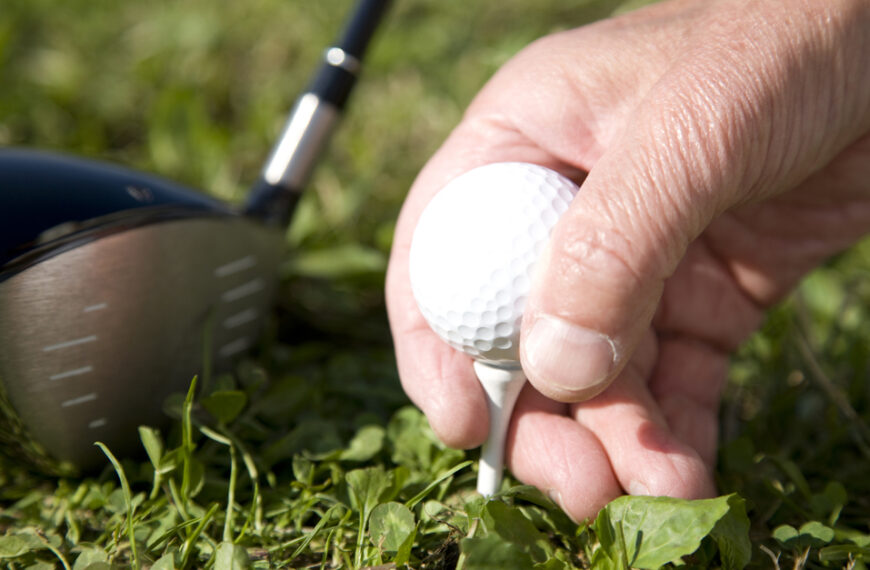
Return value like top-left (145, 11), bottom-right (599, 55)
top-left (409, 162), bottom-right (579, 364)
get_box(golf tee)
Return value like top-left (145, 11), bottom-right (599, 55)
top-left (473, 360), bottom-right (527, 497)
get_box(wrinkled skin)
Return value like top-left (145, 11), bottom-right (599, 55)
top-left (386, 0), bottom-right (870, 521)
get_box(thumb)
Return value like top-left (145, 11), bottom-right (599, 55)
top-left (518, 0), bottom-right (870, 402)
top-left (520, 96), bottom-right (736, 402)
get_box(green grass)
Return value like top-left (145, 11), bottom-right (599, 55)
top-left (3, 0), bottom-right (870, 568)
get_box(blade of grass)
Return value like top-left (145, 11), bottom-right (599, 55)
top-left (288, 504), bottom-right (349, 559)
top-left (32, 528), bottom-right (72, 570)
top-left (212, 424), bottom-right (263, 536)
top-left (180, 502), bottom-right (220, 569)
top-left (233, 435), bottom-right (263, 534)
top-left (181, 376), bottom-right (198, 506)
top-left (147, 518), bottom-right (202, 552)
top-left (404, 460), bottom-right (473, 509)
top-left (354, 502), bottom-right (367, 568)
top-left (798, 333), bottom-right (870, 447)
top-left (95, 441), bottom-right (141, 570)
top-left (168, 477), bottom-right (191, 521)
top-left (199, 425), bottom-right (238, 543)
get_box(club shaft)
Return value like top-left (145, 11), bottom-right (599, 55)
top-left (244, 0), bottom-right (391, 224)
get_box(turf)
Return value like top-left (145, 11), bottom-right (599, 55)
top-left (2, 0), bottom-right (870, 568)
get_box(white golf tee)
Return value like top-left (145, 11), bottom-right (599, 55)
top-left (473, 360), bottom-right (527, 497)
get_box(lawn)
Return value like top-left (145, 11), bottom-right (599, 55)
top-left (2, 0), bottom-right (870, 568)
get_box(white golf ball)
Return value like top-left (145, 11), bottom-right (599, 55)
top-left (409, 162), bottom-right (579, 365)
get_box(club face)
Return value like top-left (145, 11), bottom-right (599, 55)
top-left (0, 153), bottom-right (284, 473)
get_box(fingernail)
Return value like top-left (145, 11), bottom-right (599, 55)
top-left (547, 489), bottom-right (562, 506)
top-left (547, 490), bottom-right (579, 524)
top-left (523, 315), bottom-right (616, 394)
top-left (628, 480), bottom-right (650, 496)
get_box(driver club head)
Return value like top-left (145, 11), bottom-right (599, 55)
top-left (0, 150), bottom-right (284, 474)
top-left (0, 0), bottom-right (390, 475)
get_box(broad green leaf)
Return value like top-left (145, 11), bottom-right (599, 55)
top-left (262, 420), bottom-right (343, 466)
top-left (483, 500), bottom-right (547, 560)
top-left (820, 544), bottom-right (870, 563)
top-left (292, 455), bottom-right (315, 485)
top-left (215, 541), bottom-right (249, 570)
top-left (106, 488), bottom-right (128, 514)
top-left (369, 502), bottom-right (415, 551)
top-left (709, 494), bottom-right (752, 570)
top-left (159, 448), bottom-right (183, 475)
top-left (810, 481), bottom-right (848, 524)
top-left (799, 521), bottom-right (835, 544)
top-left (340, 425), bottom-right (385, 462)
top-left (589, 505), bottom-right (625, 570)
top-left (461, 535), bottom-right (535, 570)
top-left (138, 426), bottom-right (163, 468)
top-left (394, 526), bottom-right (417, 566)
top-left (500, 486), bottom-right (579, 540)
top-left (202, 390), bottom-right (247, 424)
top-left (385, 465), bottom-right (410, 503)
top-left (346, 466), bottom-right (393, 515)
top-left (836, 527), bottom-right (870, 548)
top-left (146, 510), bottom-right (180, 549)
top-left (0, 532), bottom-right (45, 558)
top-left (464, 495), bottom-right (487, 522)
top-left (73, 545), bottom-right (108, 570)
top-left (151, 551), bottom-right (178, 570)
top-left (593, 495), bottom-right (736, 569)
top-left (774, 521), bottom-right (834, 549)
top-left (501, 486), bottom-right (557, 509)
top-left (387, 406), bottom-right (435, 471)
top-left (347, 466), bottom-right (395, 568)
top-left (772, 525), bottom-right (799, 543)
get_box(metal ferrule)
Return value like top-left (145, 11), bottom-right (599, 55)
top-left (261, 93), bottom-right (339, 191)
top-left (325, 47), bottom-right (361, 74)
top-left (259, 45), bottom-right (365, 192)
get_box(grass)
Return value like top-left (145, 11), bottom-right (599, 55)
top-left (2, 0), bottom-right (870, 568)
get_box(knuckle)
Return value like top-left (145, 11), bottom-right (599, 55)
top-left (516, 30), bottom-right (575, 67)
top-left (550, 204), bottom-right (656, 291)
top-left (645, 455), bottom-right (716, 499)
top-left (485, 30), bottom-right (583, 100)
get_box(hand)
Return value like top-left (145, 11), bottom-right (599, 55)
top-left (386, 0), bottom-right (870, 521)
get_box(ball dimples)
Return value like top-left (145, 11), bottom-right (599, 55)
top-left (409, 162), bottom-right (578, 364)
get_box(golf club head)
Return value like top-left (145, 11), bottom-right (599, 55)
top-left (0, 0), bottom-right (390, 475)
top-left (0, 150), bottom-right (284, 474)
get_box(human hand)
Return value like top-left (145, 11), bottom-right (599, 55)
top-left (386, 0), bottom-right (870, 521)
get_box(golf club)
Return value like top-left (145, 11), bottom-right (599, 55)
top-left (0, 0), bottom-right (390, 475)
